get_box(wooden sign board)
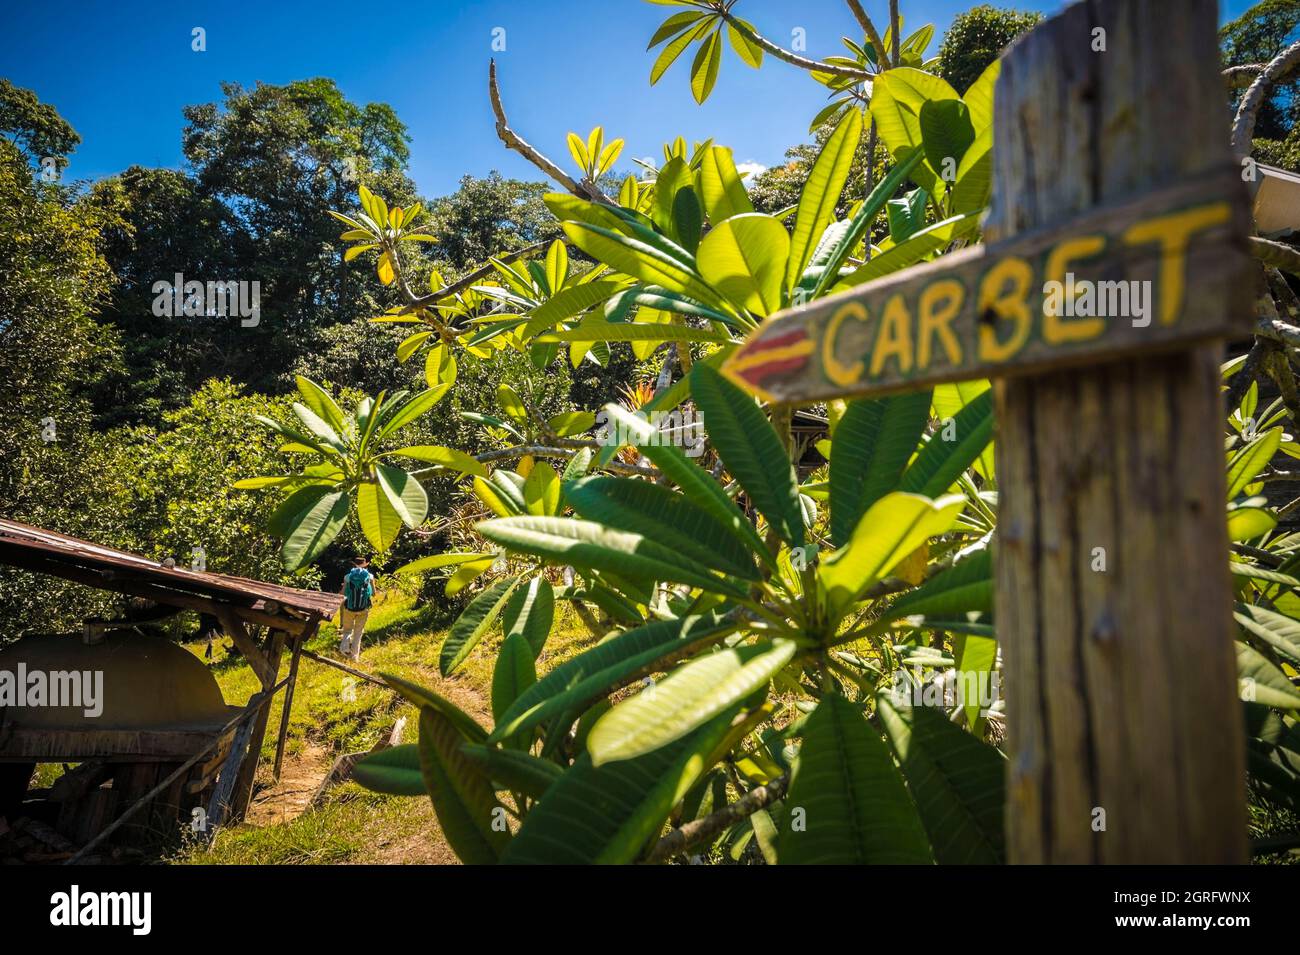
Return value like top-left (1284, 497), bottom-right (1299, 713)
top-left (722, 170), bottom-right (1253, 405)
top-left (720, 0), bottom-right (1252, 864)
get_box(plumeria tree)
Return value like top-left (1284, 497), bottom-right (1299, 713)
top-left (236, 0), bottom-right (1300, 863)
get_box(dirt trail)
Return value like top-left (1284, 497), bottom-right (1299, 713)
top-left (238, 662), bottom-right (494, 864)
top-left (245, 740), bottom-right (331, 827)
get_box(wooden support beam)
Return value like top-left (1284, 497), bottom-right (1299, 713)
top-left (200, 677), bottom-right (286, 835)
top-left (229, 630), bottom-right (287, 822)
top-left (214, 608), bottom-right (274, 688)
top-left (299, 647), bottom-right (388, 686)
top-left (989, 0), bottom-right (1248, 862)
top-left (273, 627), bottom-right (311, 781)
top-left (203, 708), bottom-right (260, 834)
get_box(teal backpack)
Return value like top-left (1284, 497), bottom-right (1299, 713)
top-left (343, 567), bottom-right (373, 612)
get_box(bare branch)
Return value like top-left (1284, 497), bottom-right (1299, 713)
top-left (1250, 235), bottom-right (1300, 276)
top-left (1233, 542), bottom-right (1285, 566)
top-left (400, 239), bottom-right (550, 313)
top-left (1257, 315), bottom-right (1300, 349)
top-left (1232, 39), bottom-right (1300, 157)
top-left (646, 775), bottom-right (789, 863)
top-left (411, 444), bottom-right (658, 480)
top-left (1267, 266), bottom-right (1300, 320)
top-left (721, 13), bottom-right (869, 79)
top-left (489, 59), bottom-right (610, 203)
top-left (889, 0), bottom-right (901, 68)
top-left (1226, 339), bottom-right (1267, 410)
top-left (1264, 343), bottom-right (1300, 421)
top-left (1224, 64), bottom-right (1265, 90)
top-left (843, 0), bottom-right (889, 67)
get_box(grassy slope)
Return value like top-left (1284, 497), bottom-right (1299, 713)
top-left (177, 590), bottom-right (598, 865)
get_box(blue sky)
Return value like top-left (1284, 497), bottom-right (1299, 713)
top-left (0, 0), bottom-right (1263, 198)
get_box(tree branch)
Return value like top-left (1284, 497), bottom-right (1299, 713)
top-left (843, 0), bottom-right (889, 67)
top-left (410, 444), bottom-right (658, 479)
top-left (1250, 235), bottom-right (1300, 276)
top-left (1224, 64), bottom-right (1265, 90)
top-left (489, 59), bottom-right (610, 203)
top-left (1232, 40), bottom-right (1300, 157)
top-left (646, 774), bottom-right (790, 863)
top-left (889, 0), bottom-right (901, 68)
top-left (1226, 339), bottom-right (1267, 411)
top-left (400, 239), bottom-right (550, 313)
top-left (1258, 315), bottom-right (1300, 351)
top-left (1264, 343), bottom-right (1300, 422)
top-left (721, 13), bottom-right (869, 79)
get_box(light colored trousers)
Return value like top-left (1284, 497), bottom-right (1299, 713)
top-left (339, 608), bottom-right (370, 660)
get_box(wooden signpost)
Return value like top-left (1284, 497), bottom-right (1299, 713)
top-left (726, 0), bottom-right (1254, 863)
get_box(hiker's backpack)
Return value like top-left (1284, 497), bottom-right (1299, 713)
top-left (343, 567), bottom-right (372, 612)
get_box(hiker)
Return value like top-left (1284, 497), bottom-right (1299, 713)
top-left (338, 557), bottom-right (375, 661)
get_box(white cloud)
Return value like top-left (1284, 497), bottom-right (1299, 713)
top-left (735, 161), bottom-right (767, 186)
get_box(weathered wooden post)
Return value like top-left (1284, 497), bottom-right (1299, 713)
top-left (987, 0), bottom-right (1247, 864)
top-left (724, 0), bottom-right (1253, 862)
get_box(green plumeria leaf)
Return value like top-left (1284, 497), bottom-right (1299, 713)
top-left (281, 490), bottom-right (349, 570)
top-left (786, 107), bottom-right (863, 291)
top-left (565, 476), bottom-right (761, 581)
top-left (478, 515), bottom-right (749, 598)
top-left (778, 693), bottom-right (933, 864)
top-left (503, 576), bottom-right (555, 658)
top-left (440, 577), bottom-right (521, 676)
top-left (415, 706), bottom-right (509, 864)
top-left (490, 614), bottom-right (733, 744)
top-left (352, 744), bottom-right (425, 796)
top-left (691, 363), bottom-right (805, 548)
top-left (375, 463), bottom-right (428, 529)
top-left (830, 392), bottom-right (933, 546)
top-left (503, 704), bottom-right (743, 864)
top-left (587, 640), bottom-right (797, 765)
top-left (877, 694), bottom-right (1005, 864)
top-left (819, 492), bottom-right (965, 617)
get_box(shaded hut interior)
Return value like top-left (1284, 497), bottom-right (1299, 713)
top-left (0, 519), bottom-right (341, 862)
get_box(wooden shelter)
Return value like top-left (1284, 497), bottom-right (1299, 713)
top-left (0, 518), bottom-right (341, 859)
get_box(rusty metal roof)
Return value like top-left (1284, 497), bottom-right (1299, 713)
top-left (0, 518), bottom-right (342, 623)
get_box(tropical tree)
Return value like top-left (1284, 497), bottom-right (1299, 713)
top-left (935, 4), bottom-right (1041, 94)
top-left (238, 0), bottom-right (1300, 863)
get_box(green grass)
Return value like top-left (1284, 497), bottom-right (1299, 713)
top-left (176, 589), bottom-right (595, 865)
top-left (181, 785), bottom-right (438, 865)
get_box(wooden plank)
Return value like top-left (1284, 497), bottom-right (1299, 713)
top-left (273, 628), bottom-right (309, 781)
top-left (299, 647), bottom-right (387, 686)
top-left (186, 732), bottom-right (235, 794)
top-left (229, 630), bottom-right (286, 821)
top-left (0, 722), bottom-right (241, 761)
top-left (215, 609), bottom-right (276, 687)
top-left (203, 705), bottom-right (260, 833)
top-left (1, 550), bottom-right (311, 636)
top-left (0, 517), bottom-right (343, 620)
top-left (989, 0), bottom-right (1247, 863)
top-left (721, 171), bottom-right (1252, 404)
